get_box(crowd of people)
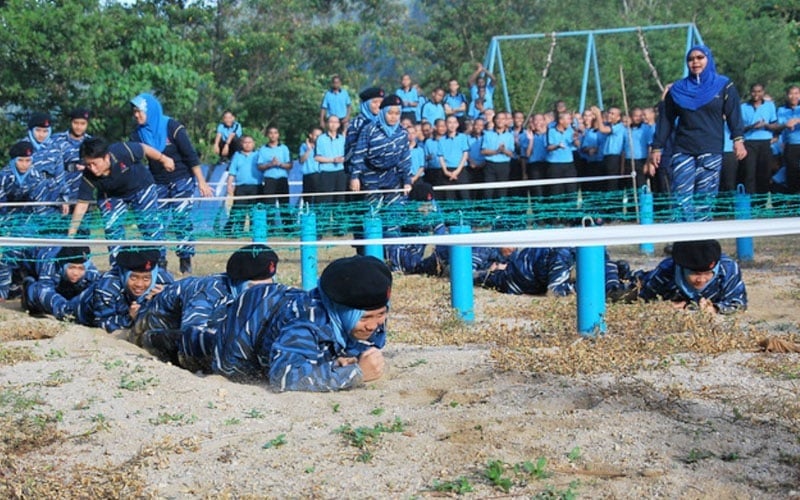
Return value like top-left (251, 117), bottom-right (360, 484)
top-left (0, 45), bottom-right (767, 391)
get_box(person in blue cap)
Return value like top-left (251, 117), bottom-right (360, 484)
top-left (633, 239), bottom-right (747, 314)
top-left (187, 255), bottom-right (390, 392)
top-left (648, 45), bottom-right (747, 221)
top-left (130, 93), bottom-right (213, 274)
top-left (72, 247), bottom-right (174, 333)
top-left (131, 244), bottom-right (281, 370)
top-left (21, 246), bottom-right (100, 319)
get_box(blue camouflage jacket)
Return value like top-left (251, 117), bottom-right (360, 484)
top-left (213, 285), bottom-right (386, 392)
top-left (638, 254), bottom-right (747, 314)
top-left (476, 247), bottom-right (574, 296)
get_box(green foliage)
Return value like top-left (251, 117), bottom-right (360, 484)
top-left (485, 459), bottom-right (513, 492)
top-left (1, 0), bottom-right (797, 165)
top-left (262, 433), bottom-right (287, 449)
top-left (334, 417), bottom-right (406, 462)
top-left (431, 476), bottom-right (474, 494)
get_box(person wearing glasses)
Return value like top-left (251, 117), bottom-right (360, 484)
top-left (648, 45), bottom-right (747, 221)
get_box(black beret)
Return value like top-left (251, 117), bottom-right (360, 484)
top-left (359, 87), bottom-right (385, 101)
top-left (408, 181), bottom-right (435, 202)
top-left (320, 255), bottom-right (392, 310)
top-left (69, 108), bottom-right (91, 121)
top-left (9, 141), bottom-right (34, 159)
top-left (380, 95), bottom-right (403, 109)
top-left (672, 239), bottom-right (721, 272)
top-left (28, 112), bottom-right (52, 129)
top-left (226, 244), bottom-right (279, 281)
top-left (56, 246), bottom-right (91, 265)
top-left (115, 247), bottom-right (160, 273)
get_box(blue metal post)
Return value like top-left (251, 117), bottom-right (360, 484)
top-left (301, 211), bottom-right (318, 290)
top-left (363, 215), bottom-right (383, 260)
top-left (496, 42), bottom-right (512, 113)
top-left (639, 185), bottom-right (655, 255)
top-left (683, 27), bottom-right (693, 78)
top-left (577, 244), bottom-right (607, 337)
top-left (449, 225), bottom-right (475, 322)
top-left (591, 38), bottom-right (603, 110)
top-left (273, 200), bottom-right (283, 229)
top-left (579, 33), bottom-right (594, 113)
top-left (252, 203), bottom-right (267, 242)
top-left (735, 184), bottom-right (754, 262)
top-left (692, 23), bottom-right (705, 46)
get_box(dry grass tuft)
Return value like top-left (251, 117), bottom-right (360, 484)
top-left (0, 344), bottom-right (39, 365)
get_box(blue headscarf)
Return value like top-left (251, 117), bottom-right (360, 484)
top-left (377, 105), bottom-right (400, 138)
top-left (360, 100), bottom-right (379, 123)
top-left (318, 285), bottom-right (365, 349)
top-left (9, 158), bottom-right (30, 185)
top-left (130, 93), bottom-right (170, 152)
top-left (669, 45), bottom-right (730, 111)
top-left (123, 267), bottom-right (159, 304)
top-left (675, 261), bottom-right (720, 302)
top-left (27, 128), bottom-right (51, 152)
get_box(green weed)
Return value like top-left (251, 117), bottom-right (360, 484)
top-left (262, 434), bottom-right (287, 449)
top-left (148, 412), bottom-right (197, 426)
top-left (431, 476), bottom-right (474, 494)
top-left (335, 417), bottom-right (406, 462)
top-left (43, 370), bottom-right (72, 387)
top-left (244, 408), bottom-right (265, 419)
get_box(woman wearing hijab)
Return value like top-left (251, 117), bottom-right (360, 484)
top-left (648, 45), bottom-right (747, 221)
top-left (130, 93), bottom-right (212, 275)
top-left (344, 86), bottom-right (385, 172)
top-left (349, 94), bottom-right (412, 203)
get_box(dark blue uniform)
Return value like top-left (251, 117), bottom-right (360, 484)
top-left (205, 285), bottom-right (385, 392)
top-left (476, 247), bottom-right (574, 296)
top-left (637, 254), bottom-right (747, 314)
top-left (73, 266), bottom-right (174, 333)
top-left (24, 247), bottom-right (100, 319)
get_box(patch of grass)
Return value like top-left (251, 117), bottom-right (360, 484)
top-left (224, 417), bottom-right (241, 426)
top-left (485, 460), bottom-right (513, 492)
top-left (745, 355), bottom-right (800, 380)
top-left (532, 480), bottom-right (581, 500)
top-left (43, 369), bottom-right (73, 387)
top-left (370, 407), bottom-right (384, 416)
top-left (102, 359), bottom-right (124, 370)
top-left (334, 417), bottom-right (406, 462)
top-left (262, 434), bottom-right (287, 449)
top-left (44, 348), bottom-right (67, 360)
top-left (682, 448), bottom-right (715, 464)
top-left (244, 408), bottom-right (265, 419)
top-left (567, 446), bottom-right (582, 462)
top-left (0, 344), bottom-right (39, 365)
top-left (331, 403), bottom-right (340, 413)
top-left (149, 412), bottom-right (197, 426)
top-left (407, 358), bottom-right (428, 368)
top-left (0, 388), bottom-right (64, 454)
top-left (518, 457), bottom-right (552, 480)
top-left (119, 366), bottom-right (158, 391)
top-left (431, 476), bottom-right (474, 494)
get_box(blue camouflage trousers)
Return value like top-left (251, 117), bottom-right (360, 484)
top-left (670, 152), bottom-right (722, 222)
top-left (100, 184), bottom-right (165, 262)
top-left (154, 177), bottom-right (196, 259)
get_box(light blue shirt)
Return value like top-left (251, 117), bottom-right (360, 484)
top-left (314, 133), bottom-right (345, 173)
top-left (437, 133), bottom-right (469, 167)
top-left (320, 89), bottom-right (352, 120)
top-left (777, 104), bottom-right (800, 144)
top-left (228, 151), bottom-right (261, 185)
top-left (395, 88), bottom-right (419, 114)
top-left (741, 100), bottom-right (777, 141)
top-left (546, 126), bottom-right (575, 164)
top-left (481, 130), bottom-right (514, 163)
top-left (257, 144), bottom-right (291, 179)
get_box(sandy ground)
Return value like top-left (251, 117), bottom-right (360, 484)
top-left (1, 238), bottom-right (799, 499)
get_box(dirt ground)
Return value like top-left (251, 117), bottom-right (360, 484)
top-left (1, 237), bottom-right (799, 499)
